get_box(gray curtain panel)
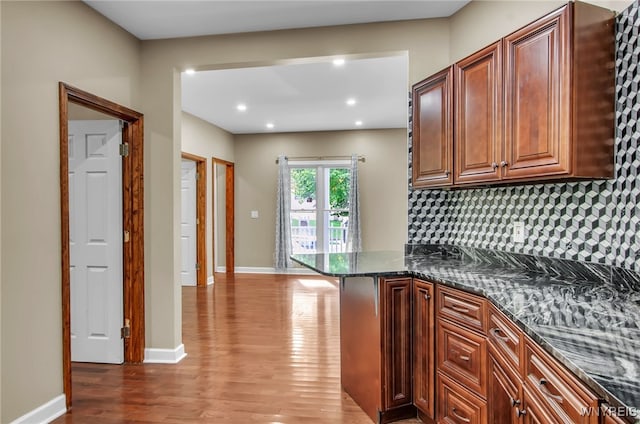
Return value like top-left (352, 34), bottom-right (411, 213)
top-left (347, 153), bottom-right (362, 252)
top-left (274, 155), bottom-right (292, 270)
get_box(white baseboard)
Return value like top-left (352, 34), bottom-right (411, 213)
top-left (10, 394), bottom-right (66, 424)
top-left (207, 275), bottom-right (215, 285)
top-left (215, 266), bottom-right (319, 275)
top-left (144, 344), bottom-right (187, 364)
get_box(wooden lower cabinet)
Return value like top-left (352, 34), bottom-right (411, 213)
top-left (488, 347), bottom-right (524, 424)
top-left (380, 277), bottom-right (415, 422)
top-left (349, 281), bottom-right (613, 424)
top-left (438, 372), bottom-right (487, 424)
top-left (413, 279), bottom-right (435, 421)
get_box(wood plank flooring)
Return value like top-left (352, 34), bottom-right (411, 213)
top-left (53, 273), bottom-right (421, 423)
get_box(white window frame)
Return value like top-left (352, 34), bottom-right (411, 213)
top-left (289, 159), bottom-right (350, 253)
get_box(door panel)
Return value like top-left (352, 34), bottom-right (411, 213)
top-left (69, 120), bottom-right (123, 364)
top-left (181, 159), bottom-right (197, 285)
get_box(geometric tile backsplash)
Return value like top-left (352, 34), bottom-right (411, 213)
top-left (408, 0), bottom-right (640, 273)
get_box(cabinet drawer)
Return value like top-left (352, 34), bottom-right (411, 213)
top-left (437, 286), bottom-right (487, 334)
top-left (524, 339), bottom-right (600, 424)
top-left (487, 304), bottom-right (523, 375)
top-left (437, 372), bottom-right (487, 424)
top-left (437, 319), bottom-right (487, 397)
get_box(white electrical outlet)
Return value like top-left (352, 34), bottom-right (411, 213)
top-left (513, 221), bottom-right (525, 243)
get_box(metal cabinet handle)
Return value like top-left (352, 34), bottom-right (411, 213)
top-left (500, 160), bottom-right (509, 167)
top-left (490, 327), bottom-right (511, 343)
top-left (516, 409), bottom-right (527, 418)
top-left (424, 293), bottom-right (431, 300)
top-left (444, 170), bottom-right (451, 176)
top-left (491, 162), bottom-right (499, 169)
top-left (451, 304), bottom-right (470, 314)
top-left (451, 407), bottom-right (471, 423)
top-left (538, 378), bottom-right (564, 403)
top-left (458, 354), bottom-right (470, 362)
top-left (510, 397), bottom-right (521, 407)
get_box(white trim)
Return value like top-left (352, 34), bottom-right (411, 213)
top-left (144, 344), bottom-right (187, 364)
top-left (215, 266), bottom-right (318, 275)
top-left (10, 394), bottom-right (66, 424)
top-left (207, 275), bottom-right (215, 285)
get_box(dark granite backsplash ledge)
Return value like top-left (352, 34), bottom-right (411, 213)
top-left (406, 243), bottom-right (640, 293)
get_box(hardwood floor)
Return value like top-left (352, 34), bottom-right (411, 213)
top-left (53, 273), bottom-right (421, 423)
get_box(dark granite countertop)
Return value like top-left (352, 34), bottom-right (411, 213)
top-left (291, 250), bottom-right (640, 422)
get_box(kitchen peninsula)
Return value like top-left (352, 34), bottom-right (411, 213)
top-left (292, 247), bottom-right (640, 424)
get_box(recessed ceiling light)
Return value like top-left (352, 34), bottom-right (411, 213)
top-left (333, 58), bottom-right (346, 67)
top-left (355, 120), bottom-right (363, 126)
top-left (266, 123), bottom-right (275, 129)
top-left (346, 98), bottom-right (357, 106)
top-left (236, 104), bottom-right (247, 112)
top-left (184, 69), bottom-right (196, 75)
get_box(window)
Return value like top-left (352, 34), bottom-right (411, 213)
top-left (289, 161), bottom-right (351, 253)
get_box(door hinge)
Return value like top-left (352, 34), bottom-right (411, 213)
top-left (196, 172), bottom-right (200, 180)
top-left (196, 218), bottom-right (200, 225)
top-left (121, 318), bottom-right (131, 339)
top-left (124, 230), bottom-right (130, 243)
top-left (119, 143), bottom-right (130, 157)
top-left (195, 263), bottom-right (201, 271)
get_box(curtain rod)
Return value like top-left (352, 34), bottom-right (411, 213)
top-left (275, 155), bottom-right (365, 164)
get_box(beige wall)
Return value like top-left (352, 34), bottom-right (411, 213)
top-left (181, 112), bottom-right (234, 279)
top-left (0, 1), bottom-right (140, 422)
top-left (234, 129), bottom-right (407, 268)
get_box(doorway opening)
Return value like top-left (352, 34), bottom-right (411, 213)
top-left (59, 82), bottom-right (145, 410)
top-left (181, 152), bottom-right (207, 287)
top-left (212, 157), bottom-right (234, 274)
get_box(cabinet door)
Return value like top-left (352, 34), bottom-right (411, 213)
top-left (437, 319), bottom-right (487, 397)
top-left (411, 66), bottom-right (454, 188)
top-left (381, 277), bottom-right (412, 410)
top-left (413, 279), bottom-right (435, 419)
top-left (503, 5), bottom-right (571, 180)
top-left (488, 349), bottom-right (524, 424)
top-left (455, 41), bottom-right (502, 184)
top-left (438, 372), bottom-right (487, 424)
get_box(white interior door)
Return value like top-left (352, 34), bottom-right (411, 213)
top-left (69, 120), bottom-right (123, 364)
top-left (181, 159), bottom-right (197, 286)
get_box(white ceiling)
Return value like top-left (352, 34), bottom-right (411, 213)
top-left (182, 55), bottom-right (409, 134)
top-left (85, 1), bottom-right (469, 134)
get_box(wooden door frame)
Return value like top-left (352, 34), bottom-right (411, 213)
top-left (181, 152), bottom-right (207, 287)
top-left (59, 82), bottom-right (145, 410)
top-left (212, 157), bottom-right (235, 273)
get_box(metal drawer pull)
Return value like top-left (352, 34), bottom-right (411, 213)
top-left (458, 354), bottom-right (470, 362)
top-left (450, 304), bottom-right (470, 314)
top-left (516, 408), bottom-right (527, 417)
top-left (490, 327), bottom-right (511, 343)
top-left (510, 397), bottom-right (521, 407)
top-left (539, 378), bottom-right (564, 403)
top-left (451, 407), bottom-right (471, 423)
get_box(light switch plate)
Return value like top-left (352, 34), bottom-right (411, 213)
top-left (513, 221), bottom-right (525, 243)
top-left (250, 210), bottom-right (259, 219)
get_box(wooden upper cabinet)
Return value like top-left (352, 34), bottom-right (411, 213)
top-left (503, 2), bottom-right (615, 181)
top-left (455, 41), bottom-right (503, 185)
top-left (411, 2), bottom-right (614, 189)
top-left (411, 66), bottom-right (454, 188)
top-left (503, 5), bottom-right (571, 179)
